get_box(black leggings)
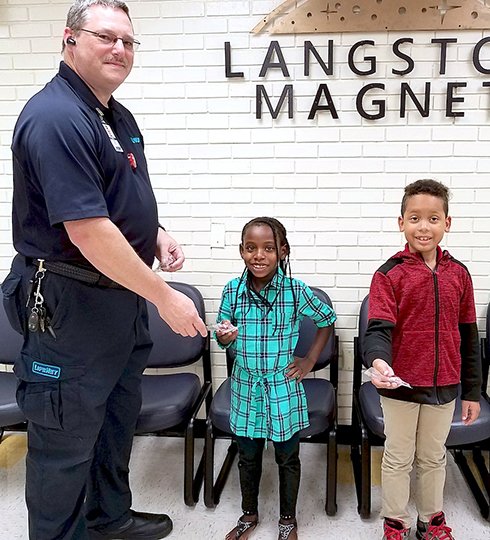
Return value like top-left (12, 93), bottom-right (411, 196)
top-left (236, 433), bottom-right (300, 519)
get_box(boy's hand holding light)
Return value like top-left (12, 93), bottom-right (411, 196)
top-left (371, 359), bottom-right (400, 389)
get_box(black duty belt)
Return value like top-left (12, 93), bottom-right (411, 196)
top-left (32, 259), bottom-right (125, 290)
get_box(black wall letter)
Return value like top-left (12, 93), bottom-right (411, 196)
top-left (356, 83), bottom-right (386, 120)
top-left (304, 40), bottom-right (333, 76)
top-left (446, 82), bottom-right (467, 117)
top-left (431, 38), bottom-right (457, 75)
top-left (259, 41), bottom-right (290, 77)
top-left (392, 38), bottom-right (414, 76)
top-left (224, 42), bottom-right (244, 78)
top-left (400, 82), bottom-right (430, 118)
top-left (256, 84), bottom-right (293, 119)
top-left (308, 84), bottom-right (339, 119)
top-left (473, 37), bottom-right (490, 74)
top-left (348, 40), bottom-right (376, 76)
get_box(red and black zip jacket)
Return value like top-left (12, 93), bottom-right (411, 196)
top-left (364, 244), bottom-right (481, 404)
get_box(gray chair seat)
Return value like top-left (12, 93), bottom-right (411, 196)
top-left (300, 378), bottom-right (336, 438)
top-left (0, 372), bottom-right (25, 427)
top-left (358, 382), bottom-right (384, 439)
top-left (136, 373), bottom-right (201, 433)
top-left (208, 377), bottom-right (231, 434)
top-left (447, 396), bottom-right (490, 446)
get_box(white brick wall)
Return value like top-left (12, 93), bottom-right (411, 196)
top-left (1, 1), bottom-right (489, 424)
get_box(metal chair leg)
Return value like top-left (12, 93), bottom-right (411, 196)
top-left (325, 428), bottom-right (338, 516)
top-left (360, 427), bottom-right (372, 519)
top-left (204, 418), bottom-right (216, 508)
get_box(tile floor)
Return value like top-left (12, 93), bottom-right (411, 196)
top-left (0, 432), bottom-right (489, 539)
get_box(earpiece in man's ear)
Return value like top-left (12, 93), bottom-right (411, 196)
top-left (67, 37), bottom-right (76, 45)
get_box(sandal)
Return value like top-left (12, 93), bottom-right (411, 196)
top-left (225, 515), bottom-right (259, 539)
top-left (278, 519), bottom-right (298, 540)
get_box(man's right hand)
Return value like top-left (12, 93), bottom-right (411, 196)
top-left (156, 287), bottom-right (207, 337)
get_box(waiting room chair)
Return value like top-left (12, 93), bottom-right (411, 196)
top-left (134, 282), bottom-right (212, 506)
top-left (482, 301), bottom-right (489, 404)
top-left (204, 287), bottom-right (338, 515)
top-left (350, 295), bottom-right (490, 520)
top-left (0, 289), bottom-right (26, 442)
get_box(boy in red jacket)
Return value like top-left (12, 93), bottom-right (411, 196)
top-left (364, 179), bottom-right (481, 540)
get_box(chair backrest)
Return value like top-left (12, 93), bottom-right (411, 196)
top-left (294, 287), bottom-right (336, 372)
top-left (352, 294), bottom-right (370, 394)
top-left (357, 295), bottom-right (370, 369)
top-left (484, 302), bottom-right (490, 393)
top-left (226, 285), bottom-right (337, 379)
top-left (0, 288), bottom-right (24, 365)
top-left (145, 282), bottom-right (208, 370)
top-left (486, 302), bottom-right (489, 362)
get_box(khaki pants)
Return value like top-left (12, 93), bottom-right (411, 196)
top-left (380, 396), bottom-right (455, 527)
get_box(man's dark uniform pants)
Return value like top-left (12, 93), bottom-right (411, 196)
top-left (3, 254), bottom-right (152, 539)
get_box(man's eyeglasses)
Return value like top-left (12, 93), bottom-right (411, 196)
top-left (79, 29), bottom-right (140, 51)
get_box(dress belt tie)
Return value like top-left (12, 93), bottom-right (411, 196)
top-left (245, 369), bottom-right (278, 442)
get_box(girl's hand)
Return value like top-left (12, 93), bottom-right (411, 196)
top-left (370, 359), bottom-right (399, 389)
top-left (287, 356), bottom-right (316, 383)
top-left (214, 320), bottom-right (238, 345)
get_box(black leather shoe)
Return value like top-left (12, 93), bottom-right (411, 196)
top-left (89, 510), bottom-right (173, 539)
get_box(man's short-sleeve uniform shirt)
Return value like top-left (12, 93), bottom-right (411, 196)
top-left (11, 62), bottom-right (158, 266)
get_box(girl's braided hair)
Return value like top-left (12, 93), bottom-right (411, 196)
top-left (232, 217), bottom-right (297, 332)
top-left (241, 216), bottom-right (291, 273)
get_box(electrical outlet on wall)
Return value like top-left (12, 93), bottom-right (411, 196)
top-left (210, 223), bottom-right (225, 248)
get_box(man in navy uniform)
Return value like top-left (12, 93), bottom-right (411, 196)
top-left (2, 1), bottom-right (206, 538)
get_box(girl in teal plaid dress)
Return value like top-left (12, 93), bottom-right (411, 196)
top-left (215, 217), bottom-right (336, 540)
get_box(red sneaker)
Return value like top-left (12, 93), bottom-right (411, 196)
top-left (383, 518), bottom-right (411, 540)
top-left (416, 511), bottom-right (454, 540)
